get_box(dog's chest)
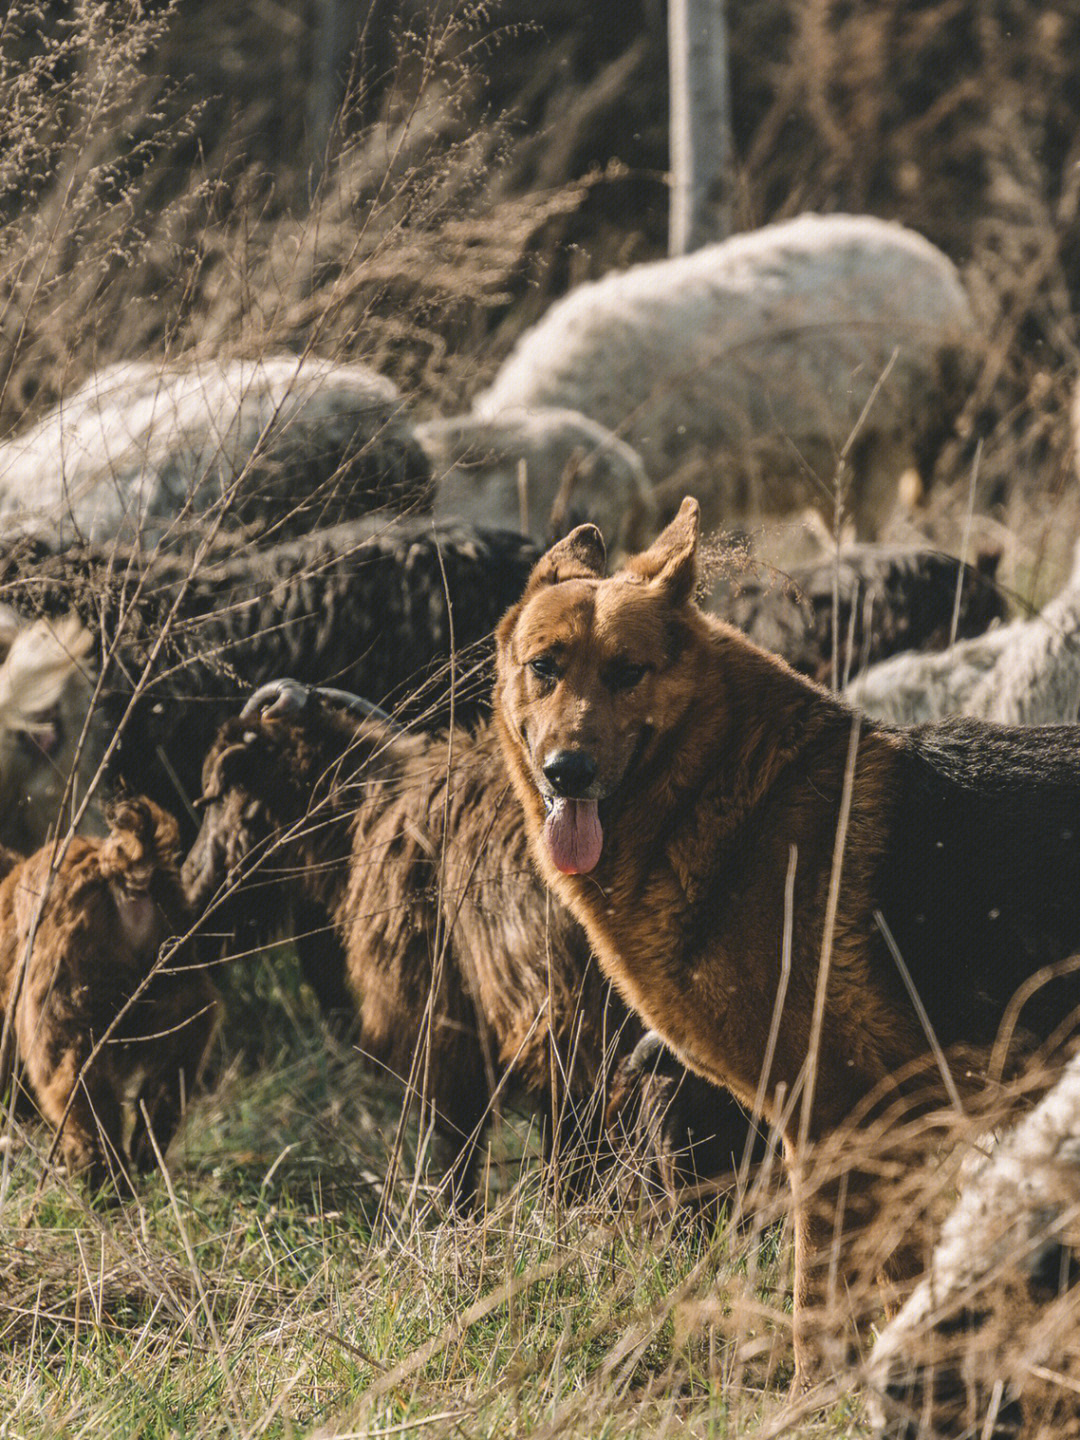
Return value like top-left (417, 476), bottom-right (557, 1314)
top-left (573, 847), bottom-right (792, 1082)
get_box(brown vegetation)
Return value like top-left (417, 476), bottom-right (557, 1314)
top-left (2, 1), bottom-right (1078, 521)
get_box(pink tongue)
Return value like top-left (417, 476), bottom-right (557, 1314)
top-left (543, 797), bottom-right (603, 874)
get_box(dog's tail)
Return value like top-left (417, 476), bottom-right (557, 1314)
top-left (0, 614), bottom-right (95, 738)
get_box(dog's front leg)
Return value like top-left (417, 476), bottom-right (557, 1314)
top-left (788, 1150), bottom-right (881, 1390)
top-left (789, 1145), bottom-right (920, 1391)
top-left (789, 1159), bottom-right (835, 1389)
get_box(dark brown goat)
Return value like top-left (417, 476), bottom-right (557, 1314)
top-left (0, 518), bottom-right (539, 846)
top-left (712, 543), bottom-right (1003, 685)
top-left (0, 797), bottom-right (219, 1190)
top-left (183, 689), bottom-right (756, 1206)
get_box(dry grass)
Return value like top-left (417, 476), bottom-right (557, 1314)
top-left (10, 952), bottom-right (1078, 1439)
top-left (1, 3), bottom-right (1080, 1436)
top-left (0, 954), bottom-right (841, 1440)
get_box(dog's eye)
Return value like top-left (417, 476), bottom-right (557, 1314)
top-left (528, 655), bottom-right (561, 682)
top-left (608, 660), bottom-right (648, 691)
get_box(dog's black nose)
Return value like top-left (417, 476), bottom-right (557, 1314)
top-left (543, 749), bottom-right (597, 797)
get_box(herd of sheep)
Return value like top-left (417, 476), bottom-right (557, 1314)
top-left (1, 210), bottom-right (1079, 1434)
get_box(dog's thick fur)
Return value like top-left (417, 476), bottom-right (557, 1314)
top-left (494, 498), bottom-right (1080, 1380)
top-left (0, 798), bottom-right (219, 1189)
top-left (184, 692), bottom-right (757, 1206)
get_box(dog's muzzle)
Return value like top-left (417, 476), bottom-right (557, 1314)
top-left (542, 749), bottom-right (598, 798)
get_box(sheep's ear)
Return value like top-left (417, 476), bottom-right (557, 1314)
top-left (626, 497), bottom-right (699, 605)
top-left (523, 523), bottom-right (606, 595)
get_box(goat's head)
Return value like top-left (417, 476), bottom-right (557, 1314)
top-left (182, 717), bottom-right (311, 918)
top-left (182, 705), bottom-right (384, 927)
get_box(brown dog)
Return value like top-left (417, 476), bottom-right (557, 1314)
top-left (494, 497), bottom-right (1080, 1381)
top-left (0, 798), bottom-right (219, 1191)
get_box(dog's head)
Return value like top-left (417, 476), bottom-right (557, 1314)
top-left (495, 497), bottom-right (704, 876)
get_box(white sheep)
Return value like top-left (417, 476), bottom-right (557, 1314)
top-left (476, 214), bottom-right (977, 537)
top-left (847, 544), bottom-right (1080, 726)
top-left (0, 354), bottom-right (431, 548)
top-left (420, 407), bottom-right (656, 555)
top-left (867, 1052), bottom-right (1080, 1437)
top-left (0, 614), bottom-right (100, 852)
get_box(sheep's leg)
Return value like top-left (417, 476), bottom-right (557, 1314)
top-left (424, 1054), bottom-right (489, 1213)
top-left (294, 914), bottom-right (354, 1032)
top-left (127, 997), bottom-right (219, 1174)
top-left (61, 1095), bottom-right (128, 1194)
top-left (433, 1108), bottom-right (486, 1213)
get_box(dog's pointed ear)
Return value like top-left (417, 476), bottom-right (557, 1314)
top-left (524, 523), bottom-right (607, 594)
top-left (627, 497), bottom-right (699, 604)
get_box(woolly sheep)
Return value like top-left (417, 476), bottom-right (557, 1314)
top-left (0, 354), bottom-right (432, 547)
top-left (476, 214), bottom-right (976, 537)
top-left (867, 1053), bottom-right (1080, 1438)
top-left (846, 543), bottom-right (1080, 725)
top-left (420, 407), bottom-right (656, 554)
top-left (0, 517), bottom-right (539, 848)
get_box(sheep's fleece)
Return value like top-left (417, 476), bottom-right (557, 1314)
top-left (0, 354), bottom-right (430, 546)
top-left (477, 213), bottom-right (975, 535)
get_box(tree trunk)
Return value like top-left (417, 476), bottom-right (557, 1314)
top-left (307, 0), bottom-right (365, 192)
top-left (668, 0), bottom-right (734, 255)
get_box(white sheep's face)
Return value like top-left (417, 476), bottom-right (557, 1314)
top-left (0, 616), bottom-right (106, 852)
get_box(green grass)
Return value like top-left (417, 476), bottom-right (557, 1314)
top-left (0, 960), bottom-right (873, 1440)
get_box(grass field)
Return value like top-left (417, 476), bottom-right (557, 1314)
top-left (0, 954), bottom-right (881, 1440)
top-left (4, 6), bottom-right (1080, 1435)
